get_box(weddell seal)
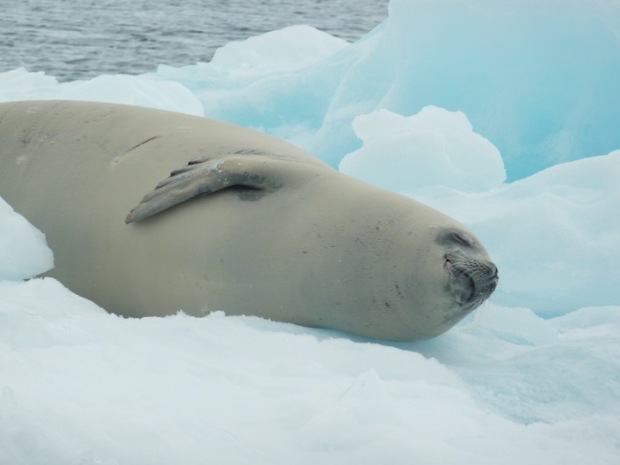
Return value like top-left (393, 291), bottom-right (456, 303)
top-left (0, 100), bottom-right (498, 341)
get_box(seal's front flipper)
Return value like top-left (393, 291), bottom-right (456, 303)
top-left (125, 155), bottom-right (285, 223)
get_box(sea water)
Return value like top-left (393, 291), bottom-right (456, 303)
top-left (0, 0), bottom-right (389, 81)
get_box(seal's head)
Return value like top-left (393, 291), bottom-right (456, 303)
top-left (370, 220), bottom-right (499, 341)
top-left (438, 228), bottom-right (498, 323)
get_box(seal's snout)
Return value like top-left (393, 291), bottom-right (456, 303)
top-left (485, 261), bottom-right (499, 287)
top-left (445, 251), bottom-right (498, 311)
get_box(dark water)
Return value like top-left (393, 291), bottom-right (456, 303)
top-left (1, 0), bottom-right (389, 81)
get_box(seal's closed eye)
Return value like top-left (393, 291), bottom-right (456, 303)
top-left (436, 229), bottom-right (477, 249)
top-left (451, 232), bottom-right (471, 247)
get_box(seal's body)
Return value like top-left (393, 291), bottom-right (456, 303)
top-left (0, 100), bottom-right (497, 341)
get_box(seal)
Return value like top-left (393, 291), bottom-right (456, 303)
top-left (0, 100), bottom-right (498, 341)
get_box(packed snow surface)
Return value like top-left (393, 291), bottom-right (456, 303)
top-left (1, 0), bottom-right (619, 463)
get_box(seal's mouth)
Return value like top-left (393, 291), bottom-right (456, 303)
top-left (445, 251), bottom-right (498, 312)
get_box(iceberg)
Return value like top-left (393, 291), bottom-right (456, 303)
top-left (1, 0), bottom-right (618, 463)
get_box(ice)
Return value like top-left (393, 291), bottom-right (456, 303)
top-left (339, 106), bottom-right (506, 192)
top-left (149, 0), bottom-right (620, 181)
top-left (1, 0), bottom-right (619, 463)
top-left (406, 150), bottom-right (620, 316)
top-left (210, 24), bottom-right (349, 72)
top-left (0, 197), bottom-right (53, 281)
top-left (1, 281), bottom-right (618, 464)
top-left (0, 68), bottom-right (203, 115)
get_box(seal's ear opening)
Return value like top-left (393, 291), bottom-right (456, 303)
top-left (125, 155), bottom-right (285, 223)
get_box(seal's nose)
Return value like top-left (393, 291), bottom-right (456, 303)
top-left (445, 252), bottom-right (498, 310)
top-left (482, 261), bottom-right (499, 293)
top-left (487, 262), bottom-right (498, 280)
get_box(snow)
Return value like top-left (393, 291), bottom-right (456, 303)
top-left (2, 281), bottom-right (619, 465)
top-left (1, 0), bottom-right (619, 463)
top-left (0, 198), bottom-right (53, 282)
